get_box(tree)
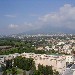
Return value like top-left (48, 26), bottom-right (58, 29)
top-left (2, 70), bottom-right (7, 75)
top-left (6, 59), bottom-right (12, 69)
top-left (11, 67), bottom-right (17, 75)
top-left (14, 56), bottom-right (35, 75)
top-left (32, 70), bottom-right (41, 75)
top-left (54, 70), bottom-right (59, 75)
top-left (38, 64), bottom-right (53, 75)
top-left (55, 71), bottom-right (59, 75)
top-left (1, 64), bottom-right (6, 71)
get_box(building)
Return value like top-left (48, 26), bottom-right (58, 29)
top-left (66, 55), bottom-right (74, 63)
top-left (35, 46), bottom-right (44, 50)
top-left (1, 52), bottom-right (66, 74)
top-left (21, 52), bottom-right (66, 74)
top-left (45, 46), bottom-right (50, 51)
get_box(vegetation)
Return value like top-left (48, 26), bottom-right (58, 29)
top-left (2, 70), bottom-right (7, 75)
top-left (38, 64), bottom-right (53, 75)
top-left (0, 36), bottom-right (73, 75)
top-left (2, 56), bottom-right (59, 75)
top-left (6, 59), bottom-right (12, 69)
top-left (0, 37), bottom-right (59, 55)
top-left (14, 56), bottom-right (34, 71)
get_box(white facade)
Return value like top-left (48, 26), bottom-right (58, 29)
top-left (36, 47), bottom-right (44, 50)
top-left (52, 45), bottom-right (55, 49)
top-left (45, 46), bottom-right (50, 51)
top-left (12, 53), bottom-right (20, 58)
top-left (73, 71), bottom-right (75, 75)
top-left (63, 44), bottom-right (71, 50)
top-left (66, 55), bottom-right (74, 63)
top-left (57, 42), bottom-right (65, 45)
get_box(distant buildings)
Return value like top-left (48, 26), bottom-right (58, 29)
top-left (35, 46), bottom-right (44, 50)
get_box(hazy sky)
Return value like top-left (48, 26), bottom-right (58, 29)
top-left (0, 0), bottom-right (75, 35)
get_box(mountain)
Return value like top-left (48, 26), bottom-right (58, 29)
top-left (22, 26), bottom-right (75, 35)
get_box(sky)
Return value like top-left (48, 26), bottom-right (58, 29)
top-left (0, 0), bottom-right (75, 35)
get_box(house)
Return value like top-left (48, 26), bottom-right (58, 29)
top-left (35, 46), bottom-right (44, 50)
top-left (66, 55), bottom-right (74, 63)
top-left (45, 46), bottom-right (50, 51)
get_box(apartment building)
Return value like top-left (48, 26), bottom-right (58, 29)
top-left (0, 52), bottom-right (66, 74)
top-left (66, 55), bottom-right (74, 63)
top-left (21, 53), bottom-right (66, 74)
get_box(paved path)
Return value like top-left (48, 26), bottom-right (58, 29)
top-left (62, 68), bottom-right (74, 75)
top-left (0, 72), bottom-right (2, 75)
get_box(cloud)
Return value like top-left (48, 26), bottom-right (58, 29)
top-left (4, 15), bottom-right (16, 18)
top-left (8, 22), bottom-right (39, 32)
top-left (8, 24), bottom-right (18, 29)
top-left (24, 22), bottom-right (33, 27)
top-left (38, 4), bottom-right (75, 29)
top-left (7, 4), bottom-right (75, 34)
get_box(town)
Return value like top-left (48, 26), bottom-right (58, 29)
top-left (1, 0), bottom-right (75, 75)
top-left (0, 34), bottom-right (75, 75)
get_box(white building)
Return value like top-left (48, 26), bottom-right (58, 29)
top-left (52, 45), bottom-right (55, 49)
top-left (66, 55), bottom-right (74, 63)
top-left (21, 53), bottom-right (66, 74)
top-left (73, 71), bottom-right (75, 75)
top-left (3, 52), bottom-right (66, 74)
top-left (12, 53), bottom-right (20, 58)
top-left (45, 46), bottom-right (50, 51)
top-left (63, 44), bottom-right (71, 50)
top-left (57, 42), bottom-right (65, 45)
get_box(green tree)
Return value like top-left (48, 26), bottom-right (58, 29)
top-left (6, 59), bottom-right (12, 69)
top-left (33, 70), bottom-right (41, 75)
top-left (1, 64), bottom-right (6, 71)
top-left (54, 70), bottom-right (59, 75)
top-left (14, 56), bottom-right (35, 75)
top-left (38, 64), bottom-right (53, 75)
top-left (2, 70), bottom-right (7, 75)
top-left (11, 67), bottom-right (17, 75)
